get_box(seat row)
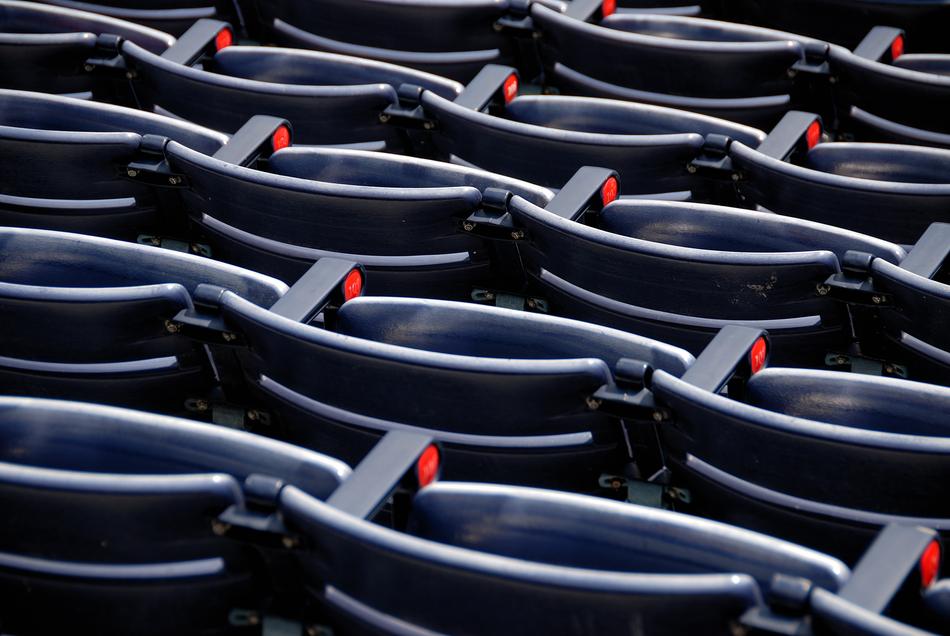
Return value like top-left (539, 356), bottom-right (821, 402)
top-left (0, 394), bottom-right (948, 634)
top-left (7, 0), bottom-right (950, 145)
top-left (2, 88), bottom-right (947, 380)
top-left (2, 225), bottom-right (949, 570)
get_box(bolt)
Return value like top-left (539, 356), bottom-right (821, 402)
top-left (871, 295), bottom-right (883, 304)
top-left (462, 221), bottom-right (475, 231)
top-left (84, 64), bottom-right (94, 72)
top-left (787, 69), bottom-right (797, 78)
top-left (585, 397), bottom-right (601, 411)
top-left (168, 175), bottom-right (181, 185)
top-left (423, 121), bottom-right (434, 130)
top-left (194, 399), bottom-right (210, 412)
top-left (378, 113), bottom-right (391, 123)
top-left (247, 409), bottom-right (261, 421)
top-left (483, 292), bottom-right (495, 301)
top-left (510, 230), bottom-right (525, 240)
top-left (526, 298), bottom-right (536, 309)
top-left (127, 169), bottom-right (139, 178)
top-left (652, 409), bottom-right (669, 422)
top-left (884, 364), bottom-right (895, 375)
top-left (125, 70), bottom-right (137, 80)
top-left (282, 535), bottom-right (299, 549)
top-left (211, 520), bottom-right (230, 536)
top-left (164, 320), bottom-right (181, 334)
top-left (222, 332), bottom-right (237, 342)
top-left (731, 173), bottom-right (740, 182)
top-left (610, 479), bottom-right (622, 490)
top-left (493, 22), bottom-right (503, 32)
top-left (816, 284), bottom-right (830, 296)
top-left (835, 355), bottom-right (848, 365)
top-left (686, 164), bottom-right (697, 174)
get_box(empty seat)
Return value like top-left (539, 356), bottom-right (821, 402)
top-left (0, 226), bottom-right (287, 412)
top-left (0, 0), bottom-right (173, 96)
top-left (285, 481), bottom-right (939, 634)
top-left (34, 0), bottom-right (233, 36)
top-left (160, 116), bottom-right (551, 296)
top-left (416, 64), bottom-right (764, 193)
top-left (0, 89), bottom-right (227, 238)
top-left (252, 0), bottom-right (516, 81)
top-left (121, 19), bottom-right (462, 146)
top-left (531, 3), bottom-right (814, 127)
top-left (182, 281), bottom-right (694, 492)
top-left (0, 395), bottom-right (349, 635)
top-left (472, 190), bottom-right (905, 366)
top-left (727, 111), bottom-right (950, 244)
top-left (829, 27), bottom-right (950, 148)
top-left (709, 0), bottom-right (950, 53)
top-left (650, 327), bottom-right (950, 564)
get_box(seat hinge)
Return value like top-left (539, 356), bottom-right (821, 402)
top-left (83, 33), bottom-right (127, 73)
top-left (125, 134), bottom-right (188, 187)
top-left (689, 133), bottom-right (735, 176)
top-left (739, 574), bottom-right (813, 635)
top-left (816, 251), bottom-right (892, 306)
top-left (214, 474), bottom-right (301, 549)
top-left (379, 84), bottom-right (438, 130)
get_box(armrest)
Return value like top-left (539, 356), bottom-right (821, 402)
top-left (899, 223), bottom-right (950, 280)
top-left (544, 166), bottom-right (619, 221)
top-left (161, 18), bottom-right (234, 66)
top-left (679, 325), bottom-right (769, 394)
top-left (755, 111), bottom-right (823, 161)
top-left (853, 26), bottom-right (905, 63)
top-left (268, 258), bottom-right (364, 324)
top-left (326, 431), bottom-right (441, 521)
top-left (565, 0), bottom-right (615, 21)
top-left (454, 64), bottom-right (519, 113)
top-left (212, 115), bottom-right (292, 167)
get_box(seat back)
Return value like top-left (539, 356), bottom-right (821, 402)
top-left (651, 368), bottom-right (950, 517)
top-left (872, 258), bottom-right (950, 354)
top-left (531, 5), bottom-right (803, 99)
top-left (0, 0), bottom-right (173, 93)
top-left (121, 41), bottom-right (400, 145)
top-left (422, 91), bottom-right (705, 190)
top-left (281, 484), bottom-right (764, 635)
top-left (729, 141), bottom-right (950, 243)
top-left (36, 0), bottom-right (222, 36)
top-left (0, 228), bottom-right (286, 407)
top-left (166, 142), bottom-right (516, 289)
top-left (0, 396), bottom-right (347, 635)
top-left (215, 291), bottom-right (676, 437)
top-left (0, 89), bottom-right (226, 236)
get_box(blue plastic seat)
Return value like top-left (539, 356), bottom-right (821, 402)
top-left (0, 88), bottom-right (227, 237)
top-left (190, 286), bottom-right (693, 491)
top-left (164, 132), bottom-right (551, 296)
top-left (728, 113), bottom-right (950, 244)
top-left (120, 19), bottom-right (462, 146)
top-left (530, 4), bottom-right (814, 127)
top-left (710, 0), bottom-right (950, 53)
top-left (0, 395), bottom-right (349, 635)
top-left (0, 0), bottom-right (173, 96)
top-left (252, 0), bottom-right (516, 81)
top-left (283, 480), bottom-right (876, 635)
top-left (34, 0), bottom-right (232, 36)
top-left (496, 194), bottom-right (905, 366)
top-left (829, 27), bottom-right (950, 148)
top-left (419, 67), bottom-right (764, 193)
top-left (0, 226), bottom-right (287, 412)
top-left (651, 343), bottom-right (950, 561)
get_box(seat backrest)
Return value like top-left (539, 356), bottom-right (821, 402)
top-left (212, 45), bottom-right (463, 100)
top-left (729, 141), bottom-right (950, 243)
top-left (0, 396), bottom-right (347, 634)
top-left (508, 196), bottom-right (848, 321)
top-left (121, 41), bottom-right (399, 144)
top-left (651, 368), bottom-right (950, 516)
top-left (421, 91), bottom-right (705, 190)
top-left (262, 0), bottom-right (510, 53)
top-left (531, 4), bottom-right (803, 98)
top-left (281, 484), bottom-right (763, 635)
top-left (215, 291), bottom-right (666, 436)
top-left (0, 89), bottom-right (226, 205)
top-left (166, 142), bottom-right (491, 260)
top-left (0, 227), bottom-right (287, 363)
top-left (872, 258), bottom-right (950, 353)
top-left (829, 44), bottom-right (950, 136)
top-left (0, 0), bottom-right (173, 93)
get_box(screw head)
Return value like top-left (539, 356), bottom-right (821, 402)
top-left (127, 169), bottom-right (139, 178)
top-left (164, 320), bottom-right (181, 334)
top-left (585, 397), bottom-right (601, 411)
top-left (731, 173), bottom-right (740, 182)
top-left (462, 221), bottom-right (475, 231)
top-left (816, 284), bottom-right (830, 296)
top-left (168, 175), bottom-right (181, 185)
top-left (423, 121), bottom-right (434, 130)
top-left (222, 332), bottom-right (237, 342)
top-left (686, 164), bottom-right (697, 174)
top-left (211, 520), bottom-right (230, 536)
top-left (510, 230), bottom-right (525, 240)
top-left (83, 64), bottom-right (94, 72)
top-left (378, 113), bottom-right (390, 123)
top-left (871, 295), bottom-right (882, 304)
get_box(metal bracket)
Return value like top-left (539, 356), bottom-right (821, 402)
top-left (689, 133), bottom-right (735, 176)
top-left (125, 135), bottom-right (188, 188)
top-left (214, 474), bottom-right (300, 549)
top-left (379, 84), bottom-right (437, 130)
top-left (137, 235), bottom-right (211, 256)
top-left (817, 251), bottom-right (891, 306)
top-left (471, 289), bottom-right (548, 312)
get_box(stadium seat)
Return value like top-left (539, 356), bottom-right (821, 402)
top-left (463, 172), bottom-right (907, 366)
top-left (725, 111), bottom-right (950, 244)
top-left (829, 27), bottom-right (950, 148)
top-left (120, 18), bottom-right (462, 146)
top-left (530, 1), bottom-right (820, 127)
top-left (147, 114), bottom-right (552, 296)
top-left (0, 0), bottom-right (173, 97)
top-left (171, 254), bottom-right (695, 492)
top-left (250, 0), bottom-right (519, 81)
top-left (33, 0), bottom-right (236, 36)
top-left (0, 226), bottom-right (287, 412)
top-left (0, 88), bottom-right (227, 238)
top-left (649, 325), bottom-right (950, 572)
top-left (407, 63), bottom-right (764, 195)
